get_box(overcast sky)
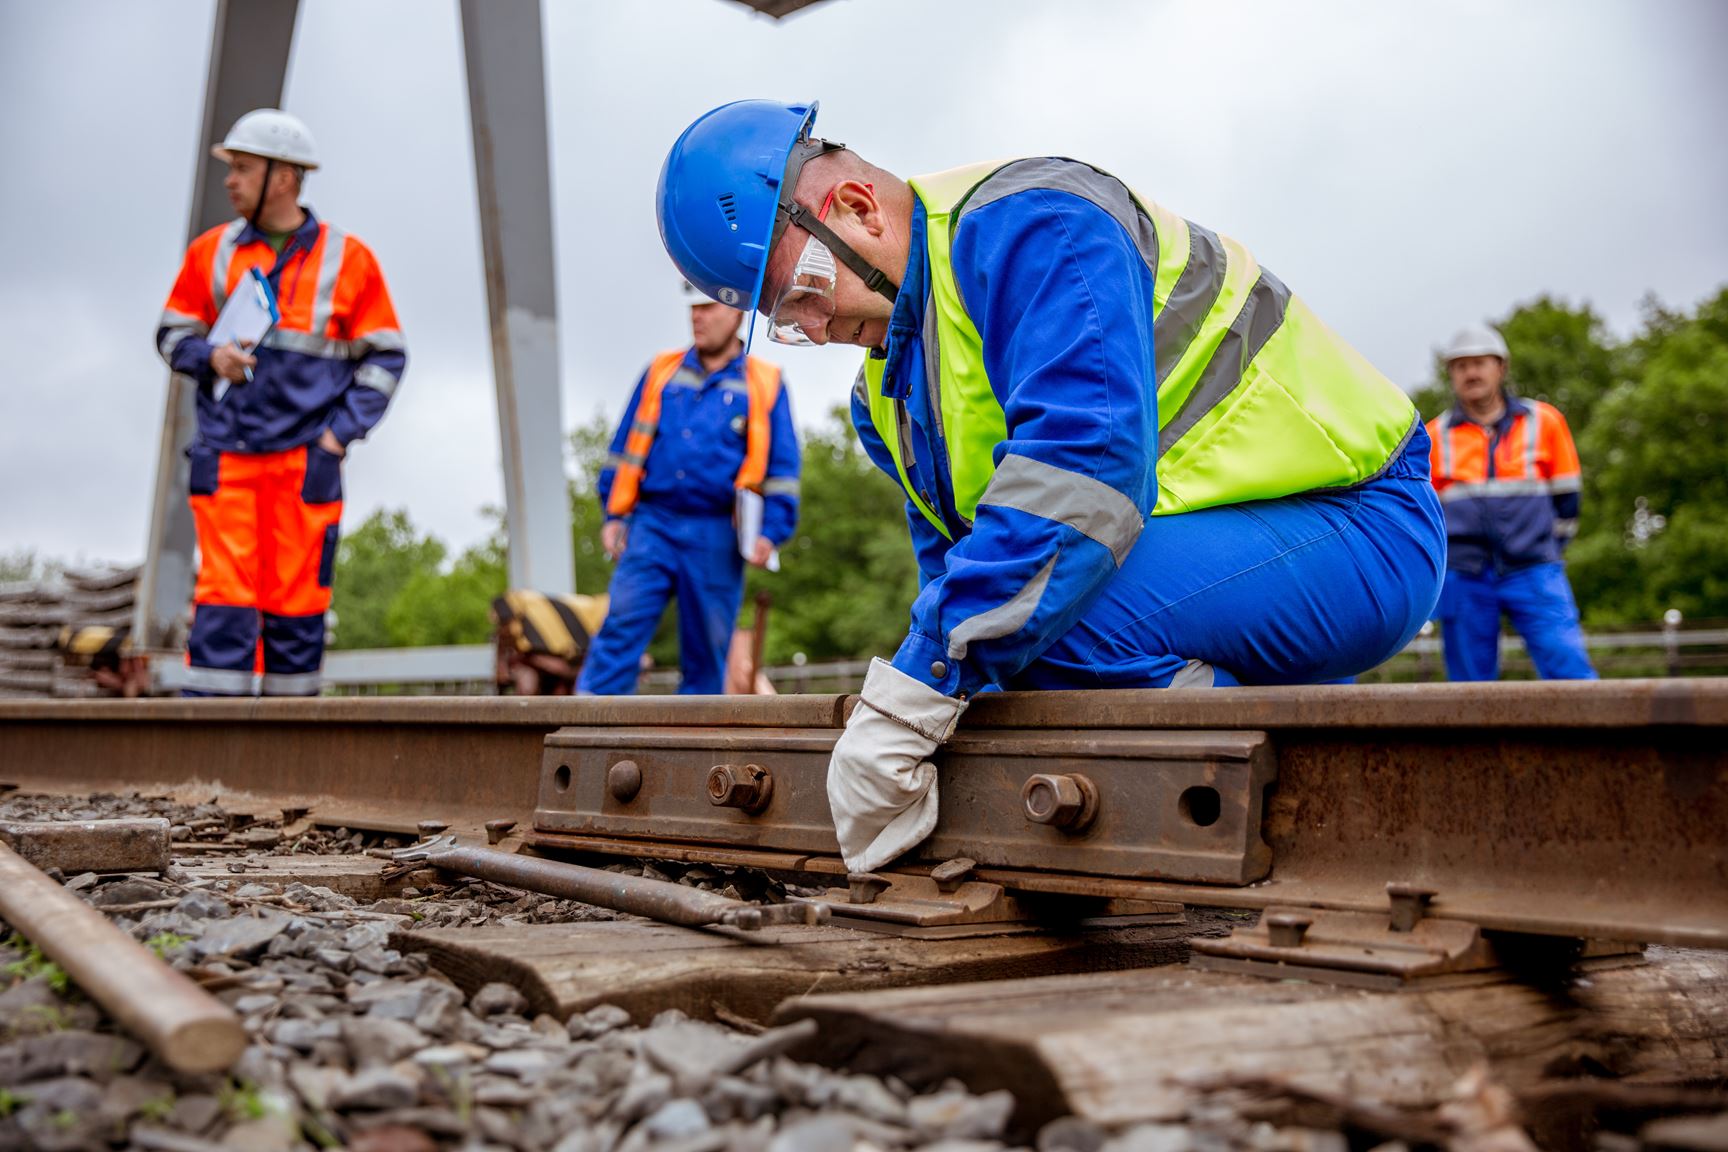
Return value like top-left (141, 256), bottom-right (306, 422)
top-left (2, 0), bottom-right (1724, 566)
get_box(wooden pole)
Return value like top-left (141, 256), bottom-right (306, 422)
top-left (0, 843), bottom-right (246, 1074)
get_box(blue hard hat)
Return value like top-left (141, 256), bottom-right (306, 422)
top-left (657, 100), bottom-right (820, 317)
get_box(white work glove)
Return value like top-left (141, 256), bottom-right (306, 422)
top-left (827, 657), bottom-right (968, 874)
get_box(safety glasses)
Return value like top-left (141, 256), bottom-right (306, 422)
top-left (765, 232), bottom-right (838, 345)
top-left (763, 184), bottom-right (868, 346)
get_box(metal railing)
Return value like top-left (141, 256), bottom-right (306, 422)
top-left (321, 616), bottom-right (1728, 695)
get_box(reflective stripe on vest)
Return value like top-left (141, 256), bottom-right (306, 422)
top-left (866, 159), bottom-right (1416, 540)
top-left (605, 350), bottom-right (783, 518)
top-left (210, 221), bottom-right (348, 338)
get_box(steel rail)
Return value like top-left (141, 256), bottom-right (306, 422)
top-left (3, 681), bottom-right (1725, 948)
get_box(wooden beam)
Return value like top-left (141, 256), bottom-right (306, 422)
top-left (773, 949), bottom-right (1728, 1132)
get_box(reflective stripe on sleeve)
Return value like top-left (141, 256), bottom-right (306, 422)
top-left (354, 328), bottom-right (406, 355)
top-left (760, 477), bottom-right (801, 497)
top-left (354, 363), bottom-right (400, 398)
top-left (945, 554), bottom-right (1057, 662)
top-left (978, 454), bottom-right (1143, 565)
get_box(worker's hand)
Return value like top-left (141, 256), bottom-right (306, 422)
top-left (210, 342), bottom-right (256, 383)
top-left (316, 429), bottom-right (346, 458)
top-left (601, 520), bottom-right (628, 561)
top-left (826, 658), bottom-right (967, 873)
top-left (747, 537), bottom-right (775, 568)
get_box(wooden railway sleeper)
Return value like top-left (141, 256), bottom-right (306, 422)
top-left (392, 834), bottom-right (829, 933)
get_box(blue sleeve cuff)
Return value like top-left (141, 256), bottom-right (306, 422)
top-left (171, 335), bottom-right (214, 381)
top-left (891, 629), bottom-right (964, 695)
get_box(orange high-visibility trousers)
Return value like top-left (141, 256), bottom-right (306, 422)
top-left (184, 444), bottom-right (343, 696)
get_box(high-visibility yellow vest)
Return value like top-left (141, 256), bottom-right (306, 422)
top-left (607, 350), bottom-right (782, 518)
top-left (864, 159), bottom-right (1416, 539)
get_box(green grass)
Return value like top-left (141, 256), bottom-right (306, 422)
top-left (2, 935), bottom-right (70, 996)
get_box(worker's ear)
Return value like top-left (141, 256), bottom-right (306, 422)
top-left (829, 180), bottom-right (883, 237)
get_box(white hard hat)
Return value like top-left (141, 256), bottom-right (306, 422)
top-left (678, 278), bottom-right (709, 304)
top-left (1443, 324), bottom-right (1510, 363)
top-left (213, 109), bottom-right (320, 170)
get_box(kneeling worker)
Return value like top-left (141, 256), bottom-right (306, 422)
top-left (577, 282), bottom-right (801, 695)
top-left (657, 101), bottom-right (1446, 872)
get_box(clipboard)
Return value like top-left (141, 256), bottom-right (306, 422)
top-left (209, 267), bottom-right (279, 402)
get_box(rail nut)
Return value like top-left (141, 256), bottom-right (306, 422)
top-left (1021, 773), bottom-right (1100, 832)
top-left (706, 763), bottom-right (773, 815)
top-left (607, 760), bottom-right (643, 804)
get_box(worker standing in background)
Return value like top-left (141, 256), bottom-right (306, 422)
top-left (577, 282), bottom-right (800, 695)
top-left (1428, 325), bottom-right (1595, 681)
top-left (156, 109), bottom-right (407, 696)
top-left (656, 100), bottom-right (1444, 873)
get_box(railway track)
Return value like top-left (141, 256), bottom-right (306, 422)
top-left (0, 679), bottom-right (1725, 1150)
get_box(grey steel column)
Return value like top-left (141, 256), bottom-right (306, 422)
top-left (459, 0), bottom-right (575, 595)
top-left (135, 0), bottom-right (300, 657)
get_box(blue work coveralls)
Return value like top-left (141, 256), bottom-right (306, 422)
top-left (854, 193), bottom-right (1446, 694)
top-left (578, 348), bottom-right (799, 695)
top-left (1428, 398), bottom-right (1595, 681)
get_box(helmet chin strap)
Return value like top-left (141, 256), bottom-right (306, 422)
top-left (249, 158), bottom-right (276, 232)
top-left (781, 201), bottom-right (898, 304)
top-left (773, 135), bottom-right (898, 305)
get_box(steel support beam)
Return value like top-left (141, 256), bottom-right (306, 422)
top-left (135, 0), bottom-right (300, 660)
top-left (459, 0), bottom-right (574, 595)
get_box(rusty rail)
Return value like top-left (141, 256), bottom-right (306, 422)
top-left (3, 682), bottom-right (1725, 949)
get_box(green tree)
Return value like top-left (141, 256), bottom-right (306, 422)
top-left (384, 527), bottom-right (508, 646)
top-left (329, 511), bottom-right (446, 649)
top-left (1567, 288), bottom-right (1728, 624)
top-left (746, 406), bottom-right (921, 665)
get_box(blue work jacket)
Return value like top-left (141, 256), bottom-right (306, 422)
top-left (598, 347), bottom-right (800, 543)
top-left (854, 191), bottom-right (1160, 696)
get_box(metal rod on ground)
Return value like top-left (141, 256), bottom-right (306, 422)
top-left (0, 842), bottom-right (247, 1074)
top-left (397, 836), bottom-right (828, 932)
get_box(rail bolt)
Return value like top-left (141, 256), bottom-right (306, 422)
top-left (484, 819), bottom-right (516, 845)
top-left (1266, 912), bottom-right (1313, 948)
top-left (417, 819), bottom-right (449, 838)
top-left (607, 760), bottom-right (642, 804)
top-left (1020, 773), bottom-right (1099, 832)
top-left (706, 763), bottom-right (773, 815)
top-left (1386, 882), bottom-right (1437, 932)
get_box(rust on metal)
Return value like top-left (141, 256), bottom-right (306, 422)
top-left (535, 727), bottom-right (1275, 885)
top-left (607, 760), bottom-right (643, 803)
top-left (1021, 773), bottom-right (1099, 832)
top-left (0, 817), bottom-right (171, 874)
top-left (706, 763), bottom-right (773, 814)
top-left (394, 835), bottom-right (827, 933)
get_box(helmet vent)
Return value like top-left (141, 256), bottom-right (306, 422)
top-left (716, 193), bottom-right (739, 230)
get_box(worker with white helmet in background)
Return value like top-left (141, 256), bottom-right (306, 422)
top-left (156, 109), bottom-right (408, 696)
top-left (576, 279), bottom-right (801, 696)
top-left (1426, 324), bottom-right (1595, 681)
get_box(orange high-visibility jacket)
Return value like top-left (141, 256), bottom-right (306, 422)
top-left (156, 210), bottom-right (406, 452)
top-left (1427, 394), bottom-right (1582, 574)
top-left (605, 349), bottom-right (783, 518)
